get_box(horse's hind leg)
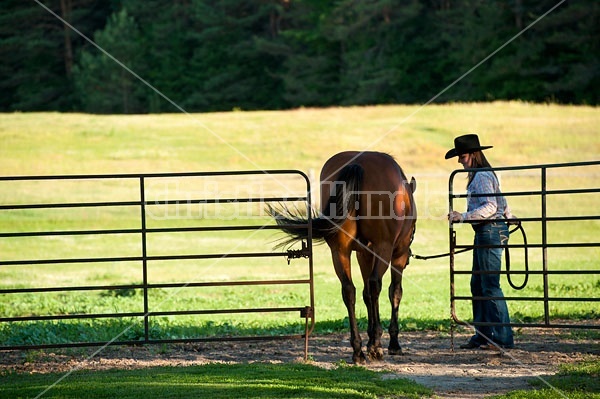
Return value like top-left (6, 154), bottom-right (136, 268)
top-left (388, 253), bottom-right (408, 355)
top-left (331, 248), bottom-right (366, 364)
top-left (359, 243), bottom-right (391, 361)
top-left (357, 249), bottom-right (379, 360)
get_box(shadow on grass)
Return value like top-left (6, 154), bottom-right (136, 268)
top-left (2, 314), bottom-right (598, 349)
top-left (1, 362), bottom-right (432, 399)
top-left (493, 360), bottom-right (600, 399)
top-left (0, 316), bottom-right (455, 348)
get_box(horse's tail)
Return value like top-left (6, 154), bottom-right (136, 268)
top-left (268, 163), bottom-right (364, 248)
top-left (327, 163), bottom-right (363, 225)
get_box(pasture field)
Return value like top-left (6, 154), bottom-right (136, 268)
top-left (0, 102), bottom-right (599, 347)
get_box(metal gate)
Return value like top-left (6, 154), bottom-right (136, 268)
top-left (449, 160), bottom-right (600, 336)
top-left (0, 170), bottom-right (314, 359)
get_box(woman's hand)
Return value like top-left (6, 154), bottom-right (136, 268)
top-left (506, 216), bottom-right (519, 226)
top-left (448, 211), bottom-right (463, 223)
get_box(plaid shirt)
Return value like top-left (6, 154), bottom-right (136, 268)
top-left (462, 171), bottom-right (512, 221)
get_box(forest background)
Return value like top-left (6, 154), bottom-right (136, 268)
top-left (1, 0), bottom-right (598, 114)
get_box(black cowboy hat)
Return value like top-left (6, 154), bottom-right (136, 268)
top-left (445, 134), bottom-right (493, 159)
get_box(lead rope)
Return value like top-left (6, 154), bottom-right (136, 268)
top-left (412, 221), bottom-right (529, 290)
top-left (506, 221), bottom-right (529, 290)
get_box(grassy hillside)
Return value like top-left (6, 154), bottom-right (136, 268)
top-left (0, 102), bottom-right (598, 345)
top-left (1, 102), bottom-right (598, 176)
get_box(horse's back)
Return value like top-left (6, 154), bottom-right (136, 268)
top-left (320, 151), bottom-right (407, 191)
top-left (319, 151), bottom-right (416, 248)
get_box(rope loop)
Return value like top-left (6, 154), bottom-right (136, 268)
top-left (412, 220), bottom-right (529, 290)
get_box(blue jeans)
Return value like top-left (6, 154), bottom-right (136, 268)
top-left (469, 222), bottom-right (514, 347)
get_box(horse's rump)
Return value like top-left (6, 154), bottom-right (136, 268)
top-left (319, 151), bottom-right (416, 246)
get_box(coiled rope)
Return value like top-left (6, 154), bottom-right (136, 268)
top-left (412, 221), bottom-right (529, 290)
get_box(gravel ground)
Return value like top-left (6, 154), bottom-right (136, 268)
top-left (2, 326), bottom-right (598, 398)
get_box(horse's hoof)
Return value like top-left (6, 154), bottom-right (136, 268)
top-left (367, 346), bottom-right (384, 361)
top-left (388, 347), bottom-right (403, 356)
top-left (352, 352), bottom-right (367, 365)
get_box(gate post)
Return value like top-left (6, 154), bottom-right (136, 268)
top-left (540, 167), bottom-right (550, 326)
top-left (140, 176), bottom-right (150, 342)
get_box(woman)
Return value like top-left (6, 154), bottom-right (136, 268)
top-left (446, 134), bottom-right (514, 350)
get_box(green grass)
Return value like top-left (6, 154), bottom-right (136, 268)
top-left (0, 362), bottom-right (433, 399)
top-left (0, 103), bottom-right (599, 345)
top-left (2, 103), bottom-right (599, 176)
top-left (491, 360), bottom-right (600, 399)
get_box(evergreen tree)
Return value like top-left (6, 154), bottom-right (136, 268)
top-left (73, 8), bottom-right (148, 113)
top-left (256, 0), bottom-right (341, 107)
top-left (0, 0), bottom-right (598, 111)
top-left (183, 0), bottom-right (286, 111)
top-left (324, 0), bottom-right (429, 104)
top-left (119, 0), bottom-right (196, 113)
top-left (534, 0), bottom-right (599, 104)
top-left (0, 0), bottom-right (113, 111)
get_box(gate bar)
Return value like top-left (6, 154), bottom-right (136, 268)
top-left (449, 160), bottom-right (600, 336)
top-left (0, 170), bottom-right (315, 359)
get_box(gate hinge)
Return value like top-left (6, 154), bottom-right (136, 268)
top-left (300, 306), bottom-right (313, 318)
top-left (286, 241), bottom-right (309, 265)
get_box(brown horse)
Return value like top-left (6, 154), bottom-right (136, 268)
top-left (270, 151), bottom-right (417, 363)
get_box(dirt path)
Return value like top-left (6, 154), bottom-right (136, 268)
top-left (2, 328), bottom-right (598, 398)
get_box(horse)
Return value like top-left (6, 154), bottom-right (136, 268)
top-left (269, 151), bottom-right (417, 364)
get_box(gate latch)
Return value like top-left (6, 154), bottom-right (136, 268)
top-left (286, 241), bottom-right (309, 265)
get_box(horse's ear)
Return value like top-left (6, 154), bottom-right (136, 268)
top-left (410, 176), bottom-right (417, 193)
